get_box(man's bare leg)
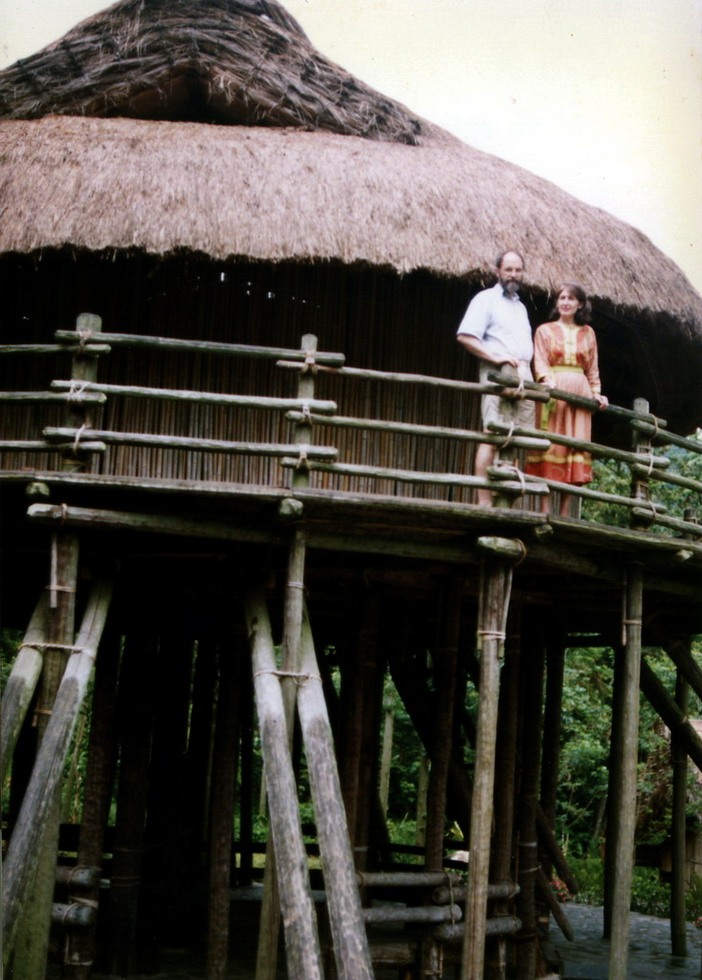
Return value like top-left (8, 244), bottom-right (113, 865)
top-left (474, 441), bottom-right (495, 507)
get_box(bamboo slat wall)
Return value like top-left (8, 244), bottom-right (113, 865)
top-left (0, 253), bottom-right (485, 501)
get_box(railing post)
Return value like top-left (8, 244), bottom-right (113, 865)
top-left (292, 333), bottom-right (317, 490)
top-left (630, 397), bottom-right (652, 528)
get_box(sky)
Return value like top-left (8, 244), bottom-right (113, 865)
top-left (2, 0), bottom-right (701, 295)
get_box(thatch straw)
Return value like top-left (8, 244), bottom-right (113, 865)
top-left (0, 113), bottom-right (700, 329)
top-left (0, 0), bottom-right (423, 144)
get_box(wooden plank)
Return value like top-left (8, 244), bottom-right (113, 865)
top-left (0, 392), bottom-right (106, 404)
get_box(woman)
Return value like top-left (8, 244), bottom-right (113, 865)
top-left (525, 283), bottom-right (608, 515)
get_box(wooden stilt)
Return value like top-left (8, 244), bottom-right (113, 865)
top-left (1, 593), bottom-right (49, 782)
top-left (604, 640), bottom-right (625, 939)
top-left (256, 526), bottom-right (307, 980)
top-left (64, 623), bottom-right (121, 978)
top-left (515, 635), bottom-right (546, 979)
top-left (297, 606), bottom-right (374, 980)
top-left (207, 637), bottom-right (244, 980)
top-left (245, 588), bottom-right (324, 980)
top-left (461, 539), bottom-right (517, 980)
top-left (3, 571), bottom-right (112, 975)
top-left (487, 607), bottom-right (522, 980)
top-left (609, 562), bottom-right (643, 980)
top-left (107, 631), bottom-right (158, 977)
top-left (379, 706), bottom-right (394, 818)
top-left (670, 662), bottom-right (689, 957)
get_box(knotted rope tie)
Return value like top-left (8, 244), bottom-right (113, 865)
top-left (498, 423), bottom-right (516, 449)
top-left (295, 450), bottom-right (309, 470)
top-left (300, 402), bottom-right (312, 423)
top-left (73, 423), bottom-right (88, 455)
top-left (301, 350), bottom-right (318, 374)
top-left (67, 380), bottom-right (90, 403)
top-left (477, 630), bottom-right (506, 642)
top-left (76, 329), bottom-right (93, 352)
top-left (286, 580), bottom-right (306, 591)
top-left (253, 669), bottom-right (321, 686)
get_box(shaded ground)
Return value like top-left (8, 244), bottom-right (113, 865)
top-left (551, 902), bottom-right (702, 979)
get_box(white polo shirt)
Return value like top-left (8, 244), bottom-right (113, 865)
top-left (457, 283), bottom-right (533, 367)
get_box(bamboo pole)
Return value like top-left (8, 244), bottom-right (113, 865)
top-left (608, 562), bottom-right (644, 980)
top-left (379, 707), bottom-right (394, 817)
top-left (298, 606), bottom-right (374, 980)
top-left (63, 623), bottom-right (121, 979)
top-left (107, 631), bottom-right (158, 977)
top-left (639, 658), bottom-right (702, 771)
top-left (42, 426), bottom-right (338, 460)
top-left (487, 607), bottom-right (522, 980)
top-left (244, 589), bottom-right (323, 980)
top-left (50, 379), bottom-right (337, 414)
top-left (2, 574), bottom-right (113, 971)
top-left (461, 539), bottom-right (517, 980)
top-left (207, 640), bottom-right (244, 980)
top-left (515, 636), bottom-right (546, 979)
top-left (0, 593), bottom-right (49, 782)
top-left (54, 329), bottom-right (345, 366)
top-left (670, 666), bottom-right (689, 957)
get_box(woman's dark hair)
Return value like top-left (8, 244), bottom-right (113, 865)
top-left (549, 282), bottom-right (592, 324)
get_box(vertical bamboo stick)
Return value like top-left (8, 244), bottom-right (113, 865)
top-left (515, 634), bottom-right (546, 979)
top-left (245, 589), bottom-right (323, 980)
top-left (378, 707), bottom-right (394, 818)
top-left (207, 639), bottom-right (244, 980)
top-left (608, 562), bottom-right (643, 980)
top-left (461, 539), bottom-right (516, 980)
top-left (107, 631), bottom-right (158, 977)
top-left (670, 662), bottom-right (689, 956)
top-left (604, 641), bottom-right (625, 939)
top-left (487, 606), bottom-right (522, 980)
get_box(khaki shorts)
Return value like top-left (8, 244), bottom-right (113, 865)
top-left (479, 362), bottom-right (534, 430)
top-left (481, 391), bottom-right (535, 429)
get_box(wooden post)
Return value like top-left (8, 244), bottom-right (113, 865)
top-left (487, 606), bottom-right (522, 980)
top-left (515, 635), bottom-right (546, 979)
top-left (0, 593), bottom-right (49, 782)
top-left (207, 638), bottom-right (244, 980)
top-left (671, 663), bottom-right (689, 957)
top-left (461, 538), bottom-right (519, 980)
top-left (3, 574), bottom-right (112, 974)
top-left (107, 631), bottom-right (158, 977)
top-left (608, 562), bottom-right (643, 980)
top-left (379, 707), bottom-right (394, 817)
top-left (256, 526), bottom-right (308, 980)
top-left (297, 607), bottom-right (374, 980)
top-left (245, 589), bottom-right (324, 980)
top-left (604, 639), bottom-right (625, 939)
top-left (64, 623), bottom-right (121, 978)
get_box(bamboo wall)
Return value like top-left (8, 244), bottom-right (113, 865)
top-left (0, 252), bottom-right (487, 500)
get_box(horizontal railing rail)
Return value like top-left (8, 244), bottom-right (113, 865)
top-left (0, 322), bottom-right (700, 539)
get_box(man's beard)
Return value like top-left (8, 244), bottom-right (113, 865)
top-left (501, 278), bottom-right (520, 296)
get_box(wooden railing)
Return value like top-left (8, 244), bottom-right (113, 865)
top-left (1, 321), bottom-right (701, 537)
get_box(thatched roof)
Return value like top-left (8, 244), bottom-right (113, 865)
top-left (1, 0), bottom-right (701, 378)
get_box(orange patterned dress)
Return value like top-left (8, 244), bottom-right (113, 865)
top-left (525, 321), bottom-right (602, 485)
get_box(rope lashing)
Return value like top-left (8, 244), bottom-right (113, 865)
top-left (76, 328), bottom-right (93, 352)
top-left (67, 380), bottom-right (90, 403)
top-left (253, 668), bottom-right (321, 685)
top-left (72, 424), bottom-right (88, 455)
top-left (285, 580), bottom-right (306, 591)
top-left (477, 630), bottom-right (506, 641)
top-left (295, 449), bottom-right (309, 470)
top-left (498, 423), bottom-right (516, 448)
top-left (301, 349), bottom-right (318, 374)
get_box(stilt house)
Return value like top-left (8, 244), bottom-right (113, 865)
top-left (2, 1), bottom-right (702, 978)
